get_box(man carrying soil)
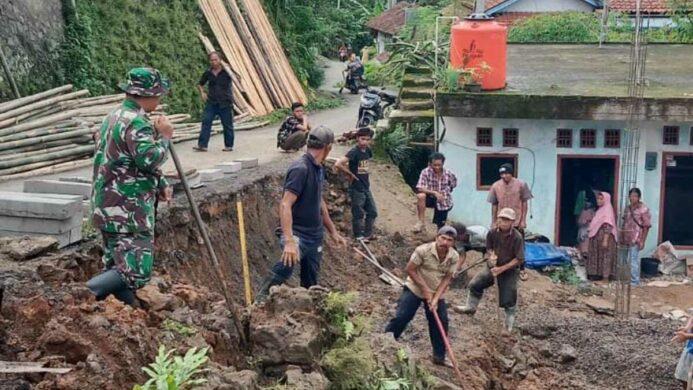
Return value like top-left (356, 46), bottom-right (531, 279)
top-left (334, 127), bottom-right (377, 241)
top-left (87, 67), bottom-right (174, 306)
top-left (487, 163), bottom-right (532, 280)
top-left (454, 208), bottom-right (524, 332)
top-left (256, 126), bottom-right (348, 302)
top-left (386, 226), bottom-right (463, 366)
top-left (414, 152), bottom-right (458, 232)
top-left (277, 102), bottom-right (311, 152)
top-left (194, 51), bottom-right (234, 152)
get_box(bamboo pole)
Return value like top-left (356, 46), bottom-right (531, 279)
top-left (0, 105), bottom-right (63, 129)
top-left (0, 105), bottom-right (117, 137)
top-left (0, 144), bottom-right (76, 161)
top-left (0, 139), bottom-right (76, 156)
top-left (0, 144), bottom-right (94, 169)
top-left (0, 89), bottom-right (90, 123)
top-left (0, 158), bottom-right (92, 182)
top-left (0, 85), bottom-right (73, 114)
top-left (0, 128), bottom-right (92, 152)
top-left (236, 196), bottom-right (253, 306)
top-left (0, 45), bottom-right (20, 99)
top-left (0, 124), bottom-right (83, 143)
top-left (0, 156), bottom-right (79, 176)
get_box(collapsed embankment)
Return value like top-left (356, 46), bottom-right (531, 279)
top-left (0, 159), bottom-right (685, 389)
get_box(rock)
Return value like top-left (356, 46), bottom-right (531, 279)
top-left (558, 344), bottom-right (577, 363)
top-left (220, 369), bottom-right (259, 390)
top-left (430, 376), bottom-right (462, 390)
top-left (249, 286), bottom-right (324, 366)
top-left (638, 309), bottom-right (661, 319)
top-left (585, 296), bottom-right (614, 316)
top-left (86, 315), bottom-right (110, 329)
top-left (285, 366), bottom-right (330, 390)
top-left (0, 236), bottom-right (58, 260)
top-left (136, 285), bottom-right (183, 312)
top-left (538, 342), bottom-right (553, 358)
top-left (665, 309), bottom-right (687, 321)
top-left (519, 324), bottom-right (555, 339)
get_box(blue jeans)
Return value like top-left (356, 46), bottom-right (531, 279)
top-left (628, 245), bottom-right (641, 286)
top-left (198, 102), bottom-right (234, 148)
top-left (350, 187), bottom-right (377, 237)
top-left (385, 287), bottom-right (449, 360)
top-left (268, 235), bottom-right (323, 289)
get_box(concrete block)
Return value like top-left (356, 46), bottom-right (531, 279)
top-left (198, 169), bottom-right (224, 182)
top-left (0, 212), bottom-right (83, 235)
top-left (0, 225), bottom-right (82, 249)
top-left (24, 179), bottom-right (92, 200)
top-left (59, 176), bottom-right (92, 184)
top-left (0, 191), bottom-right (82, 220)
top-left (233, 158), bottom-right (258, 169)
top-left (215, 162), bottom-right (242, 174)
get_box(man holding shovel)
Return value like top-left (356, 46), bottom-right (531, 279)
top-left (454, 208), bottom-right (524, 332)
top-left (87, 67), bottom-right (173, 306)
top-left (385, 226), bottom-right (463, 366)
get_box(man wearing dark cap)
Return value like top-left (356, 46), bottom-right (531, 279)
top-left (256, 126), bottom-right (348, 301)
top-left (386, 226), bottom-right (464, 367)
top-left (194, 51), bottom-right (234, 152)
top-left (87, 67), bottom-right (174, 306)
top-left (487, 163), bottom-right (532, 279)
top-left (277, 102), bottom-right (312, 151)
top-left (335, 127), bottom-right (378, 241)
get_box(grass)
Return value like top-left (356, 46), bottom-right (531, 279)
top-left (256, 89), bottom-right (345, 125)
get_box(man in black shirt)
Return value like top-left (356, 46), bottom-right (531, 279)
top-left (194, 51), bottom-right (234, 152)
top-left (335, 127), bottom-right (378, 241)
top-left (255, 126), bottom-right (348, 302)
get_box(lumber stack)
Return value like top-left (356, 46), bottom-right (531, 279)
top-left (0, 85), bottom-right (269, 181)
top-left (198, 0), bottom-right (307, 116)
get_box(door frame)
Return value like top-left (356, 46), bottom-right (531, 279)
top-left (555, 154), bottom-right (620, 245)
top-left (658, 152), bottom-right (693, 250)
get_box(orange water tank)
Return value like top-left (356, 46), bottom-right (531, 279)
top-left (449, 18), bottom-right (507, 90)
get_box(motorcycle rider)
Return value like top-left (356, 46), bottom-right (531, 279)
top-left (343, 53), bottom-right (364, 93)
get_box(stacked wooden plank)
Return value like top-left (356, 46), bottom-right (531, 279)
top-left (0, 85), bottom-right (269, 181)
top-left (198, 0), bottom-right (307, 116)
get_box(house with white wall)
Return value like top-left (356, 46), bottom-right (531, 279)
top-left (436, 44), bottom-right (693, 255)
top-left (484, 0), bottom-right (601, 24)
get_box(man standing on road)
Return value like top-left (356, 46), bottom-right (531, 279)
top-left (621, 187), bottom-right (652, 286)
top-left (256, 126), bottom-right (348, 301)
top-left (335, 127), bottom-right (377, 242)
top-left (385, 226), bottom-right (463, 366)
top-left (454, 208), bottom-right (524, 332)
top-left (487, 163), bottom-right (532, 280)
top-left (277, 102), bottom-right (311, 152)
top-left (194, 51), bottom-right (234, 152)
top-left (414, 153), bottom-right (458, 232)
top-left (87, 67), bottom-right (174, 306)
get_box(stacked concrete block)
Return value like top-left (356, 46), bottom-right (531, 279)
top-left (24, 179), bottom-right (92, 200)
top-left (234, 158), bottom-right (259, 169)
top-left (0, 191), bottom-right (83, 248)
top-left (215, 162), bottom-right (242, 174)
top-left (198, 169), bottom-right (224, 182)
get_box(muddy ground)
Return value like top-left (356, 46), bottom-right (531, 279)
top-left (1, 158), bottom-right (690, 389)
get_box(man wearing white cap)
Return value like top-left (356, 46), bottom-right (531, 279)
top-left (454, 208), bottom-right (524, 332)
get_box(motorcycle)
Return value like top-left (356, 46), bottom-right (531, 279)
top-left (339, 70), bottom-right (368, 94)
top-left (357, 88), bottom-right (397, 128)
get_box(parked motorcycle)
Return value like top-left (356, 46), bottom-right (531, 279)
top-left (357, 88), bottom-right (397, 127)
top-left (339, 71), bottom-right (368, 94)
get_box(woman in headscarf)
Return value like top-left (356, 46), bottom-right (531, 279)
top-left (585, 191), bottom-right (618, 281)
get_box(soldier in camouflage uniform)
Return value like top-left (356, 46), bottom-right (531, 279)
top-left (87, 67), bottom-right (174, 306)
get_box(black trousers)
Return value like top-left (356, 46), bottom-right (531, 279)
top-left (469, 265), bottom-right (519, 309)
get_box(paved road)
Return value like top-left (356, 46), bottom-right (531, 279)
top-left (0, 59), bottom-right (373, 191)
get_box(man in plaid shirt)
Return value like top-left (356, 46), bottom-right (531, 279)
top-left (414, 152), bottom-right (458, 232)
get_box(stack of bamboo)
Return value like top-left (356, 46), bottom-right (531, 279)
top-left (198, 0), bottom-right (307, 117)
top-left (0, 85), bottom-right (269, 181)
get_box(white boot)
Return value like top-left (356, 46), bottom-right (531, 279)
top-left (504, 306), bottom-right (517, 332)
top-left (453, 293), bottom-right (480, 315)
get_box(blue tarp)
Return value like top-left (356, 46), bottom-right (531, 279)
top-left (524, 243), bottom-right (571, 269)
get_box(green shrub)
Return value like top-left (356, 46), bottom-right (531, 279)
top-left (321, 338), bottom-right (377, 389)
top-left (133, 346), bottom-right (209, 390)
top-left (373, 124), bottom-right (432, 188)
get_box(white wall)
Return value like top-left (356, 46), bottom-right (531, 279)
top-left (503, 0), bottom-right (594, 12)
top-left (439, 117), bottom-right (693, 255)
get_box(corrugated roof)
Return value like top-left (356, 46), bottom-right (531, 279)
top-left (485, 0), bottom-right (601, 14)
top-left (609, 0), bottom-right (670, 13)
top-left (366, 2), bottom-right (415, 35)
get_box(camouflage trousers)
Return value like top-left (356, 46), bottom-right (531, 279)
top-left (100, 230), bottom-right (154, 289)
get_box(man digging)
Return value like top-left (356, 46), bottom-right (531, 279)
top-left (87, 67), bottom-right (173, 306)
top-left (454, 208), bottom-right (524, 332)
top-left (385, 226), bottom-right (463, 367)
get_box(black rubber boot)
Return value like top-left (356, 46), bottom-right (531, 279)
top-left (87, 269), bottom-right (135, 306)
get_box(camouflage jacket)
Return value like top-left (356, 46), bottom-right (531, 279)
top-left (91, 99), bottom-right (169, 234)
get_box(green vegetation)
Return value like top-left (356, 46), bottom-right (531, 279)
top-left (133, 346), bottom-right (209, 390)
top-left (508, 10), bottom-right (693, 43)
top-left (375, 348), bottom-right (435, 390)
top-left (373, 124), bottom-right (433, 188)
top-left (161, 319), bottom-right (197, 337)
top-left (261, 0), bottom-right (386, 88)
top-left (549, 265), bottom-right (582, 285)
top-left (321, 339), bottom-right (378, 389)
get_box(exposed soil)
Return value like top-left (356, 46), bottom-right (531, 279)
top-left (0, 158), bottom-right (689, 389)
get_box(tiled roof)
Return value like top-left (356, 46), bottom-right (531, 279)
top-left (366, 2), bottom-right (415, 35)
top-left (609, 0), bottom-right (669, 13)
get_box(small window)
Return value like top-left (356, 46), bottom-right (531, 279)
top-left (556, 128), bottom-right (572, 148)
top-left (663, 126), bottom-right (679, 145)
top-left (604, 129), bottom-right (621, 148)
top-left (477, 127), bottom-right (493, 147)
top-left (477, 154), bottom-right (518, 190)
top-left (580, 129), bottom-right (596, 148)
top-left (503, 128), bottom-right (519, 147)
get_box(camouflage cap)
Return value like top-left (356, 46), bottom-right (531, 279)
top-left (118, 67), bottom-right (170, 97)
